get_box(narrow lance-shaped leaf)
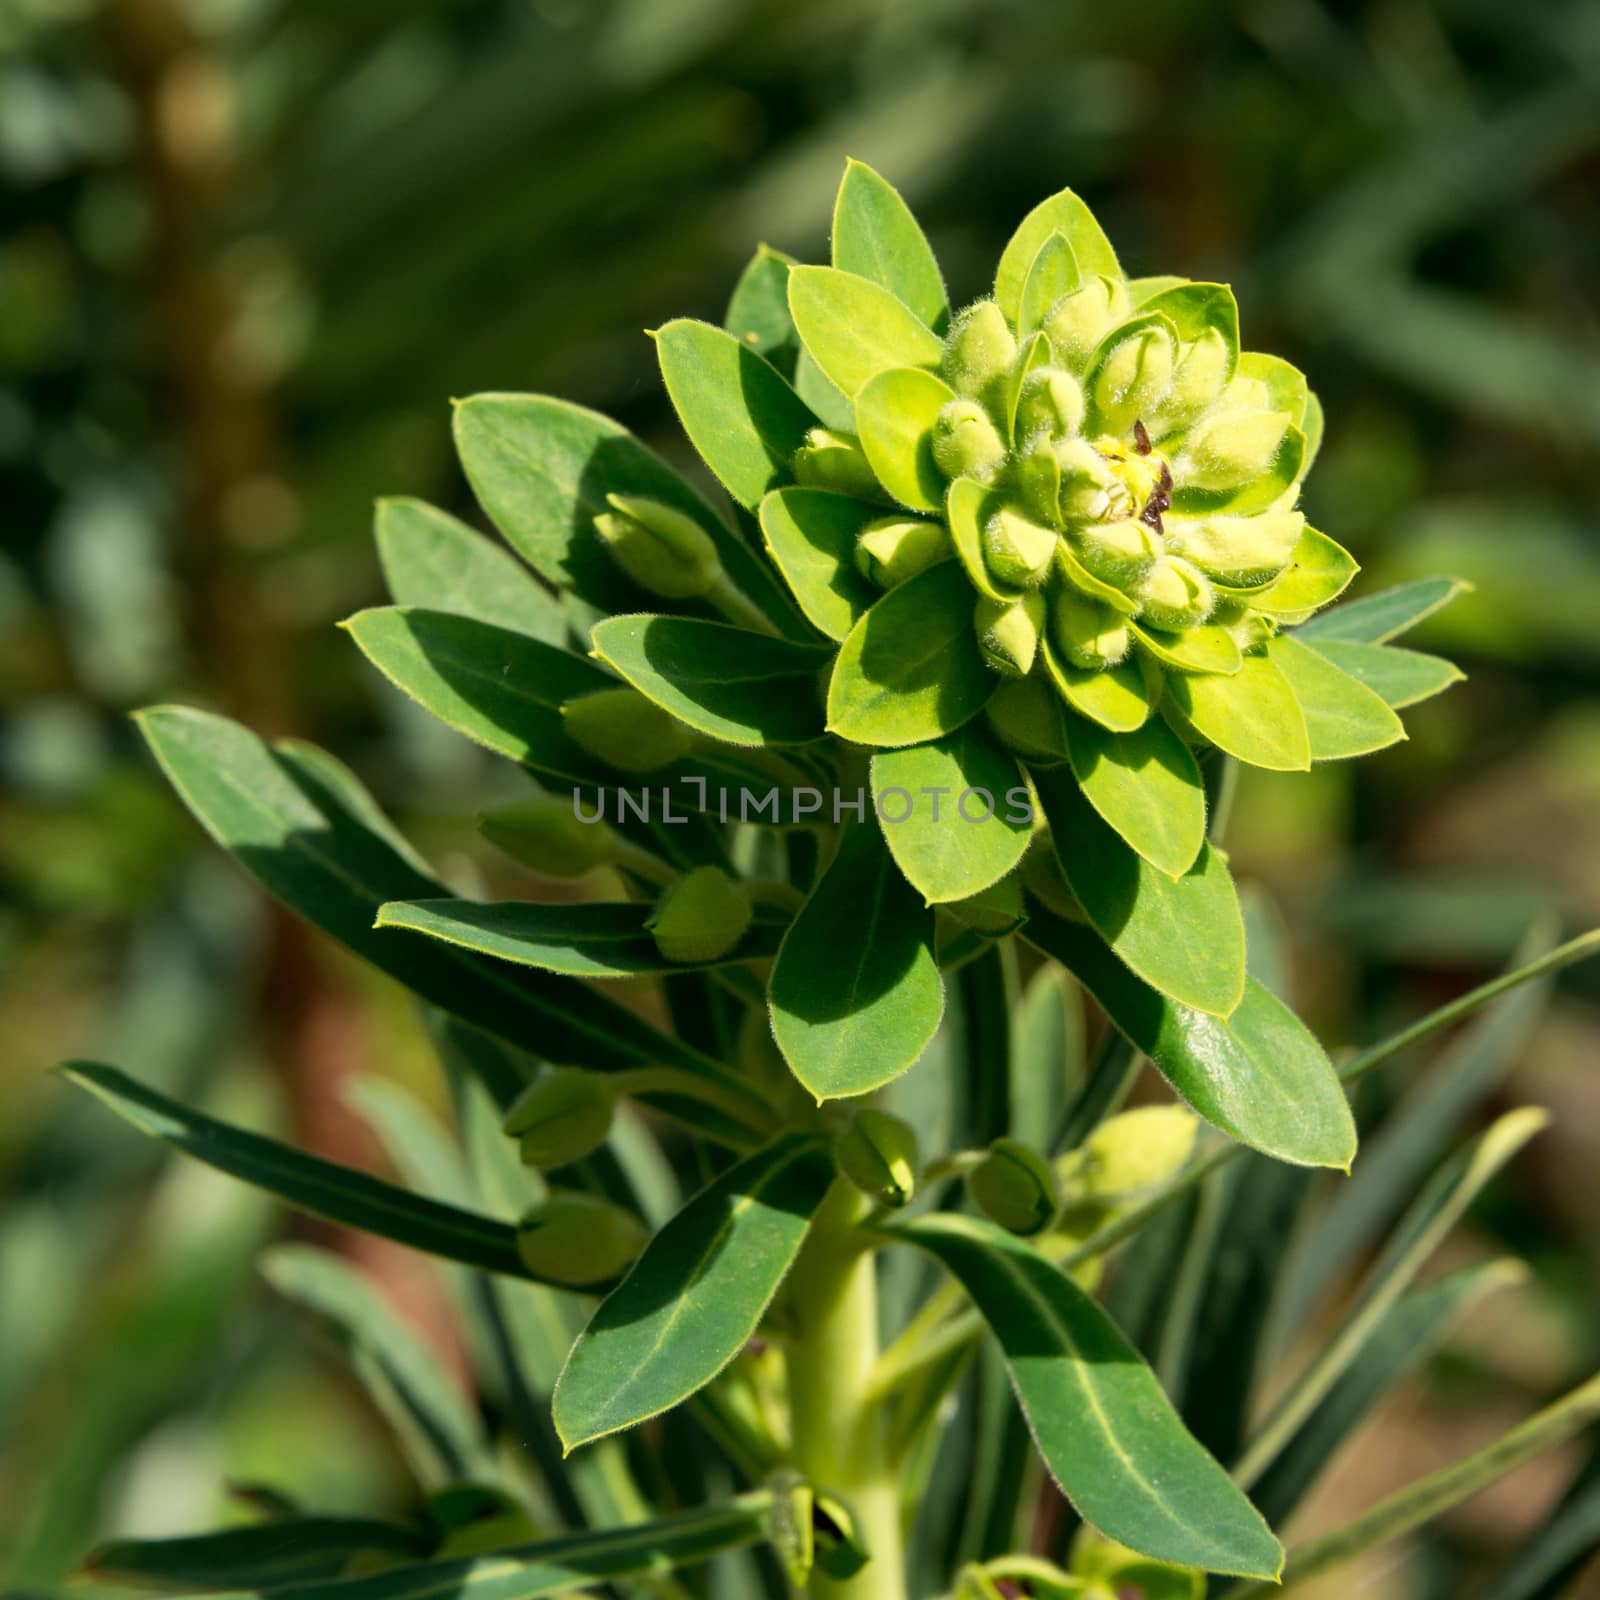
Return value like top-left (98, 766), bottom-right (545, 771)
top-left (1294, 576), bottom-right (1471, 645)
top-left (554, 1136), bottom-right (835, 1450)
top-left (1267, 634), bottom-right (1405, 761)
top-left (769, 821), bottom-right (944, 1100)
top-left (993, 187), bottom-right (1121, 326)
top-left (724, 244), bottom-right (800, 375)
top-left (888, 1213), bottom-right (1282, 1580)
top-left (1299, 638), bottom-right (1463, 709)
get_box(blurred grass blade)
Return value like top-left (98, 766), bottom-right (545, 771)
top-left (1233, 1107), bottom-right (1548, 1489)
top-left (344, 1077), bottom-right (472, 1208)
top-left (1011, 964), bottom-right (1084, 1142)
top-left (1476, 1441), bottom-right (1600, 1600)
top-left (61, 1061), bottom-right (538, 1281)
top-left (262, 1245), bottom-right (495, 1486)
top-left (1294, 576), bottom-right (1471, 644)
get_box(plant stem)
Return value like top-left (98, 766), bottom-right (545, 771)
top-left (786, 1181), bottom-right (906, 1600)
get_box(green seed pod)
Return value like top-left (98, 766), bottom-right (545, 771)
top-left (502, 1069), bottom-right (616, 1169)
top-left (854, 516), bottom-right (951, 588)
top-left (1058, 1104), bottom-right (1198, 1209)
top-left (1137, 555), bottom-right (1215, 631)
top-left (985, 675), bottom-right (1070, 764)
top-left (942, 298), bottom-right (1018, 401)
top-left (1091, 318), bottom-right (1177, 438)
top-left (1164, 509), bottom-right (1303, 587)
top-left (980, 507), bottom-right (1057, 588)
top-left (792, 427), bottom-right (881, 499)
top-left (1147, 327), bottom-right (1231, 437)
top-left (514, 1192), bottom-right (647, 1286)
top-left (834, 1108), bottom-right (920, 1208)
top-left (1014, 366), bottom-right (1085, 443)
top-left (593, 493), bottom-right (721, 599)
top-left (968, 1136), bottom-right (1060, 1236)
top-left (1176, 408), bottom-right (1291, 493)
top-left (1051, 587), bottom-right (1131, 669)
top-left (1071, 515), bottom-right (1159, 589)
top-left (647, 865), bottom-right (752, 963)
top-left (478, 795), bottom-right (620, 878)
top-left (974, 589), bottom-right (1046, 677)
top-left (932, 399), bottom-right (1008, 484)
top-left (564, 686), bottom-right (697, 773)
top-left (1043, 276), bottom-right (1127, 369)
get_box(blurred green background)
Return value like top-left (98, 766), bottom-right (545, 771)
top-left (3, 0), bottom-right (1599, 1594)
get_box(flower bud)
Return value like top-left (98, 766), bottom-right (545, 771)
top-left (792, 427), bottom-right (881, 499)
top-left (1176, 409), bottom-right (1291, 493)
top-left (647, 865), bottom-right (752, 964)
top-left (1091, 319), bottom-right (1176, 437)
top-left (1043, 277), bottom-right (1126, 369)
top-left (1071, 516), bottom-right (1158, 589)
top-left (942, 299), bottom-right (1018, 401)
top-left (968, 1137), bottom-right (1059, 1236)
top-left (854, 516), bottom-right (951, 588)
top-left (479, 795), bottom-right (619, 878)
top-left (514, 1192), bottom-right (647, 1286)
top-left (564, 687), bottom-right (696, 773)
top-left (980, 508), bottom-right (1057, 588)
top-left (835, 1108), bottom-right (920, 1208)
top-left (1164, 510), bottom-right (1302, 587)
top-left (1137, 555), bottom-right (1215, 631)
top-left (1147, 327), bottom-right (1231, 436)
top-left (974, 590), bottom-right (1045, 677)
top-left (1058, 1105), bottom-right (1197, 1210)
top-left (1052, 437), bottom-right (1115, 523)
top-left (1051, 588), bottom-right (1131, 670)
top-left (594, 494), bottom-right (721, 599)
top-left (932, 399), bottom-right (1008, 484)
top-left (1014, 366), bottom-right (1085, 443)
top-left (502, 1069), bottom-right (616, 1169)
top-left (985, 676), bottom-right (1069, 763)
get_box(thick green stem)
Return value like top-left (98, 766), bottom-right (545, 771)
top-left (786, 1181), bottom-right (906, 1600)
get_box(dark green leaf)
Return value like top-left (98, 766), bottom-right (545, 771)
top-left (724, 244), bottom-right (800, 376)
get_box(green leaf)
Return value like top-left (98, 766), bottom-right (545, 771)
top-left (1294, 576), bottom-right (1471, 645)
top-left (793, 346), bottom-right (856, 432)
top-left (947, 477), bottom-right (1018, 604)
top-left (832, 158), bottom-right (948, 332)
top-left (61, 1062), bottom-right (544, 1280)
top-left (1166, 654), bottom-right (1310, 772)
top-left (855, 366), bottom-right (956, 512)
top-left (655, 319), bottom-right (816, 510)
top-left (376, 898), bottom-right (787, 977)
top-left (85, 1518), bottom-right (429, 1590)
top-left (1023, 904), bottom-right (1355, 1169)
top-left (994, 188), bottom-right (1121, 327)
top-left (757, 487), bottom-right (879, 642)
top-left (870, 725), bottom-right (1031, 904)
top-left (724, 244), bottom-right (799, 376)
top-left (1036, 772), bottom-right (1245, 1017)
top-left (589, 615), bottom-right (831, 746)
top-left (451, 393), bottom-right (798, 636)
top-left (1239, 527), bottom-right (1357, 617)
top-left (1018, 232), bottom-right (1082, 338)
top-left (827, 560), bottom-right (997, 748)
top-left (888, 1214), bottom-right (1281, 1579)
top-left (135, 708), bottom-right (729, 1081)
top-left (1012, 966), bottom-right (1085, 1140)
top-left (1298, 638), bottom-right (1463, 709)
top-left (1063, 713), bottom-right (1206, 877)
top-left (554, 1137), bottom-right (834, 1448)
top-left (1044, 647), bottom-right (1156, 733)
top-left (1140, 283), bottom-right (1240, 371)
top-left (769, 821), bottom-right (943, 1099)
top-left (263, 1245), bottom-right (494, 1483)
top-left (1131, 622), bottom-right (1243, 676)
top-left (374, 498), bottom-right (564, 645)
top-left (788, 265), bottom-right (944, 399)
top-left (1267, 635), bottom-right (1406, 760)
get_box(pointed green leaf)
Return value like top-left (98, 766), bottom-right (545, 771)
top-left (1267, 635), bottom-right (1405, 760)
top-left (1298, 638), bottom-right (1464, 708)
top-left (1241, 527), bottom-right (1357, 617)
top-left (1131, 622), bottom-right (1243, 676)
top-left (1166, 654), bottom-right (1310, 771)
top-left (769, 821), bottom-right (943, 1099)
top-left (888, 1214), bottom-right (1281, 1579)
top-left (832, 158), bottom-right (948, 332)
top-left (994, 188), bottom-right (1121, 326)
top-left (1023, 904), bottom-right (1356, 1168)
top-left (452, 393), bottom-right (798, 635)
top-left (375, 497), bottom-right (564, 644)
top-left (1235, 352), bottom-right (1307, 426)
top-left (1001, 329), bottom-right (1055, 442)
top-left (376, 898), bottom-right (787, 978)
top-left (1045, 646), bottom-right (1156, 732)
top-left (655, 318), bottom-right (815, 510)
top-left (870, 725), bottom-right (1031, 904)
top-left (1037, 771), bottom-right (1245, 1017)
top-left (1018, 231), bottom-right (1083, 338)
top-left (793, 346), bottom-right (856, 432)
top-left (855, 365), bottom-right (956, 512)
top-left (554, 1136), bottom-right (834, 1448)
top-left (788, 265), bottom-right (944, 399)
top-left (948, 477), bottom-right (1019, 604)
top-left (724, 244), bottom-right (799, 375)
top-left (757, 487), bottom-right (879, 641)
top-left (1140, 283), bottom-right (1240, 371)
top-left (1294, 575), bottom-right (1470, 645)
top-left (827, 560), bottom-right (997, 748)
top-left (1064, 713), bottom-right (1206, 877)
top-left (590, 615), bottom-right (831, 746)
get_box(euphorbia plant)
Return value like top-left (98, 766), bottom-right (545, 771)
top-left (66, 162), bottom-right (1600, 1600)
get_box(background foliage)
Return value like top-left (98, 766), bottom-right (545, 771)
top-left (3, 0), bottom-right (1599, 1594)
